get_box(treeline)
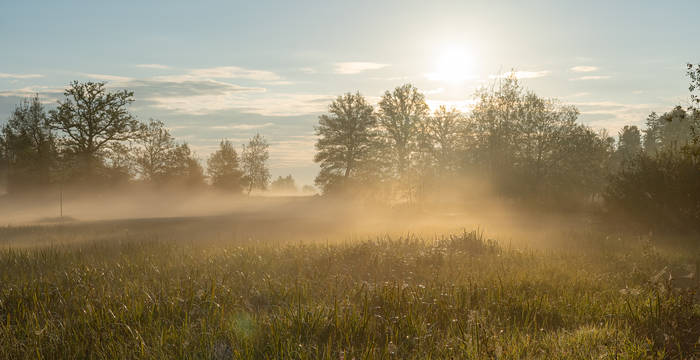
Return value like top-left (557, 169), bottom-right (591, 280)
top-left (0, 81), bottom-right (276, 195)
top-left (314, 65), bottom-right (700, 234)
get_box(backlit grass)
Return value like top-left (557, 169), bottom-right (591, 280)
top-left (0, 224), bottom-right (698, 359)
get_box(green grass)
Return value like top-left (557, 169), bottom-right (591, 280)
top-left (0, 222), bottom-right (698, 359)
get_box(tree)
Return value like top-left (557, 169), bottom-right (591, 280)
top-left (615, 125), bottom-right (642, 166)
top-left (378, 84), bottom-right (429, 179)
top-left (134, 119), bottom-right (177, 182)
top-left (270, 174), bottom-right (297, 193)
top-left (241, 133), bottom-right (270, 194)
top-left (467, 74), bottom-right (612, 203)
top-left (102, 142), bottom-right (135, 184)
top-left (166, 143), bottom-right (205, 187)
top-left (49, 81), bottom-right (142, 176)
top-left (207, 140), bottom-right (244, 192)
top-left (688, 63), bottom-right (700, 108)
top-left (314, 92), bottom-right (377, 192)
top-left (642, 106), bottom-right (699, 154)
top-left (424, 106), bottom-right (465, 173)
top-left (1, 94), bottom-right (56, 192)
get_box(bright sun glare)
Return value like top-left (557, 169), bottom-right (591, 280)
top-left (427, 45), bottom-right (476, 83)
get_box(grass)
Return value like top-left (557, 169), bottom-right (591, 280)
top-left (0, 220), bottom-right (698, 359)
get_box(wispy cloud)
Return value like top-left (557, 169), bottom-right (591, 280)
top-left (334, 62), bottom-right (389, 74)
top-left (78, 73), bottom-right (134, 82)
top-left (0, 86), bottom-right (63, 103)
top-left (135, 64), bottom-right (171, 70)
top-left (0, 73), bottom-right (43, 79)
top-left (299, 67), bottom-right (316, 74)
top-left (145, 90), bottom-right (332, 117)
top-left (489, 70), bottom-right (550, 79)
top-left (269, 137), bottom-right (317, 168)
top-left (188, 66), bottom-right (280, 81)
top-left (571, 100), bottom-right (655, 131)
top-left (570, 75), bottom-right (611, 81)
top-left (570, 66), bottom-right (598, 73)
top-left (209, 122), bottom-right (275, 130)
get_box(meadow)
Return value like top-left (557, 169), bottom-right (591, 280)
top-left (0, 208), bottom-right (698, 359)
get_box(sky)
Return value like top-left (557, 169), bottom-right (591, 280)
top-left (1, 0), bottom-right (699, 186)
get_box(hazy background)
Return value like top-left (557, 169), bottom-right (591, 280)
top-left (2, 0), bottom-right (699, 185)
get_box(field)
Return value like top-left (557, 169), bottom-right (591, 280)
top-left (0, 201), bottom-right (698, 359)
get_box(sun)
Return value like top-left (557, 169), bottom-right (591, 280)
top-left (426, 45), bottom-right (476, 83)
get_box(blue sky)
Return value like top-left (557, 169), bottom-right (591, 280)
top-left (1, 0), bottom-right (699, 185)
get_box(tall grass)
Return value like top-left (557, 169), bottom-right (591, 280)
top-left (0, 226), bottom-right (697, 359)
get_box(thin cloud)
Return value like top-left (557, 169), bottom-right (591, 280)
top-left (209, 122), bottom-right (275, 130)
top-left (570, 66), bottom-right (598, 72)
top-left (299, 67), bottom-right (317, 74)
top-left (135, 64), bottom-right (171, 70)
top-left (572, 100), bottom-right (655, 132)
top-left (78, 73), bottom-right (134, 82)
top-left (0, 86), bottom-right (63, 104)
top-left (146, 91), bottom-right (332, 117)
top-left (570, 75), bottom-right (611, 81)
top-left (189, 66), bottom-right (280, 81)
top-left (0, 73), bottom-right (43, 79)
top-left (334, 62), bottom-right (389, 74)
top-left (489, 70), bottom-right (550, 79)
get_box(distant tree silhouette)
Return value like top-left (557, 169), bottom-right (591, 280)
top-left (49, 81), bottom-right (142, 178)
top-left (423, 106), bottom-right (465, 173)
top-left (642, 106), bottom-right (699, 154)
top-left (613, 125), bottom-right (642, 170)
top-left (467, 75), bottom-right (612, 202)
top-left (1, 94), bottom-right (56, 192)
top-left (166, 143), bottom-right (205, 187)
top-left (270, 174), bottom-right (297, 193)
top-left (688, 63), bottom-right (700, 108)
top-left (134, 119), bottom-right (177, 182)
top-left (301, 184), bottom-right (317, 194)
top-left (241, 133), bottom-right (270, 194)
top-left (314, 92), bottom-right (378, 192)
top-left (207, 140), bottom-right (244, 192)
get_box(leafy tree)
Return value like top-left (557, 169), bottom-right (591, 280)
top-left (642, 106), bottom-right (699, 154)
top-left (613, 125), bottom-right (642, 170)
top-left (688, 63), bottom-right (700, 108)
top-left (241, 133), bottom-right (270, 194)
top-left (166, 143), bottom-right (205, 187)
top-left (467, 75), bottom-right (610, 202)
top-left (423, 106), bottom-right (465, 173)
top-left (470, 75), bottom-right (523, 181)
top-left (270, 174), bottom-right (297, 193)
top-left (314, 92), bottom-right (377, 192)
top-left (378, 84), bottom-right (429, 179)
top-left (605, 151), bottom-right (700, 234)
top-left (134, 119), bottom-right (177, 182)
top-left (1, 94), bottom-right (56, 192)
top-left (102, 142), bottom-right (135, 184)
top-left (207, 140), bottom-right (244, 192)
top-left (49, 81), bottom-right (142, 176)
